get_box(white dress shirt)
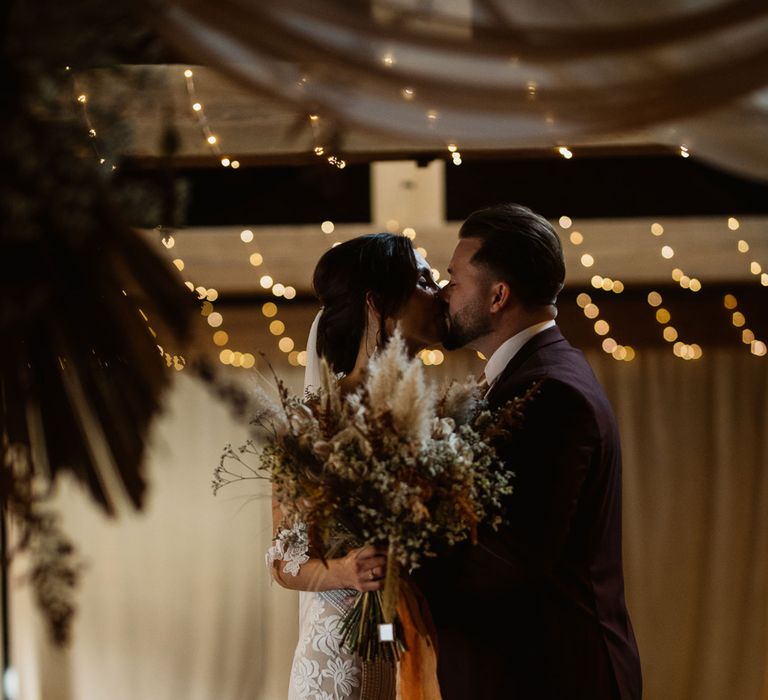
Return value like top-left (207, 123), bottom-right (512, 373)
top-left (483, 320), bottom-right (557, 389)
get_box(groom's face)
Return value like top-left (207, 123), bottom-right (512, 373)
top-left (442, 238), bottom-right (494, 350)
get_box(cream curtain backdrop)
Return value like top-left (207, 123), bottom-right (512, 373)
top-left (10, 345), bottom-right (768, 700)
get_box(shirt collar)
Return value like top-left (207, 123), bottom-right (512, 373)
top-left (483, 320), bottom-right (556, 386)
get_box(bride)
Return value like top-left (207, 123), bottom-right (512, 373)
top-left (267, 233), bottom-right (445, 700)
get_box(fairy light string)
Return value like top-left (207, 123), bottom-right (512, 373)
top-left (70, 69), bottom-right (190, 370)
top-left (67, 67), bottom-right (117, 172)
top-left (182, 68), bottom-right (240, 169)
top-left (560, 217), bottom-right (635, 362)
top-left (307, 113), bottom-right (346, 169)
top-left (725, 217), bottom-right (767, 357)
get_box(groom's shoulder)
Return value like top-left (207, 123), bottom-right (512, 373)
top-left (494, 331), bottom-right (608, 412)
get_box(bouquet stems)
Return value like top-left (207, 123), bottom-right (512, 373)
top-left (381, 540), bottom-right (399, 625)
top-left (339, 541), bottom-right (407, 662)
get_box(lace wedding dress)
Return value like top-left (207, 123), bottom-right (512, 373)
top-left (267, 311), bottom-right (396, 699)
top-left (268, 523), bottom-right (396, 700)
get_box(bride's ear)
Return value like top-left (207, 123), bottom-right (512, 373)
top-left (365, 291), bottom-right (382, 321)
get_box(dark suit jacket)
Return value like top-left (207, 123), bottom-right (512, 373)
top-left (415, 326), bottom-right (641, 699)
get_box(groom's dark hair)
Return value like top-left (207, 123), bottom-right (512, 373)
top-left (459, 203), bottom-right (565, 307)
top-left (313, 233), bottom-right (418, 374)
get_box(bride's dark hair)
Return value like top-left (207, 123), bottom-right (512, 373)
top-left (312, 233), bottom-right (418, 374)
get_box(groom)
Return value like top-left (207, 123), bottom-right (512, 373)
top-left (416, 204), bottom-right (642, 699)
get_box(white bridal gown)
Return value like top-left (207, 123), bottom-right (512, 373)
top-left (268, 523), bottom-right (396, 700)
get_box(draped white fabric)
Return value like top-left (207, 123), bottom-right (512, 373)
top-left (145, 0), bottom-right (768, 180)
top-left (10, 346), bottom-right (768, 699)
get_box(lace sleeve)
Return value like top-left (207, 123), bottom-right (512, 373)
top-left (266, 521), bottom-right (310, 576)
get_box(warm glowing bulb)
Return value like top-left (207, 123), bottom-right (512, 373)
top-left (728, 217), bottom-right (740, 231)
top-left (250, 253), bottom-right (263, 267)
top-left (283, 286), bottom-right (296, 300)
top-left (723, 294), bottom-right (738, 309)
top-left (661, 246), bottom-right (674, 259)
top-left (558, 216), bottom-right (572, 229)
top-left (262, 302), bottom-right (277, 317)
top-left (584, 304), bottom-right (599, 319)
top-left (580, 254), bottom-right (594, 268)
top-left (260, 275), bottom-right (274, 289)
top-left (221, 157), bottom-right (231, 167)
top-left (279, 337), bottom-right (294, 353)
top-left (240, 229), bottom-right (254, 243)
top-left (192, 103), bottom-right (202, 112)
top-left (576, 293), bottom-right (591, 308)
top-left (647, 291), bottom-right (662, 307)
top-left (594, 320), bottom-right (610, 336)
top-left (272, 283), bottom-right (286, 297)
top-left (651, 223), bottom-right (664, 236)
top-left (656, 308), bottom-right (671, 324)
top-left (270, 320), bottom-right (285, 336)
top-left (569, 231), bottom-right (583, 245)
top-left (207, 135), bottom-right (217, 145)
top-left (737, 240), bottom-right (749, 253)
top-left (321, 221), bottom-right (335, 234)
top-left (184, 69), bottom-right (193, 78)
top-left (207, 312), bottom-right (223, 328)
top-left (230, 160), bottom-right (240, 169)
top-left (213, 331), bottom-right (229, 346)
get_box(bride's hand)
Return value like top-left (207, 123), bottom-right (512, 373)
top-left (336, 546), bottom-right (387, 592)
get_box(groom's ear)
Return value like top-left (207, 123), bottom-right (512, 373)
top-left (489, 281), bottom-right (512, 313)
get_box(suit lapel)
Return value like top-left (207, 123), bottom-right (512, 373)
top-left (486, 325), bottom-right (566, 404)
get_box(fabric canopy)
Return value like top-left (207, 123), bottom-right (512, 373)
top-left (145, 0), bottom-right (768, 180)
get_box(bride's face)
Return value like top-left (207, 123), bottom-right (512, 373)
top-left (389, 252), bottom-right (445, 350)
